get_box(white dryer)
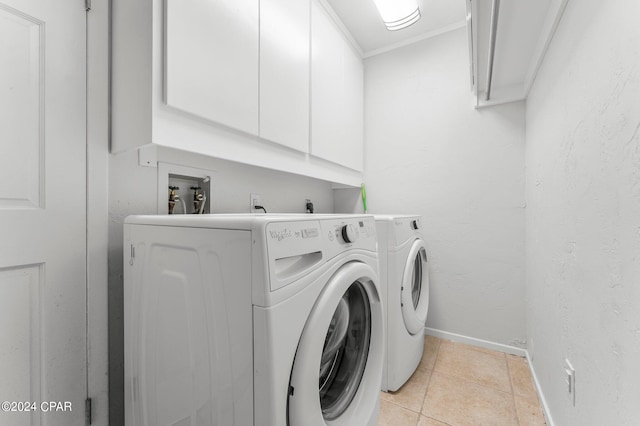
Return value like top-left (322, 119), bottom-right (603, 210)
top-left (124, 214), bottom-right (384, 426)
top-left (375, 215), bottom-right (429, 392)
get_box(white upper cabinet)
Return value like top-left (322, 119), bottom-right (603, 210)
top-left (165, 0), bottom-right (259, 135)
top-left (111, 0), bottom-right (363, 186)
top-left (259, 0), bottom-right (310, 152)
top-left (311, 1), bottom-right (364, 171)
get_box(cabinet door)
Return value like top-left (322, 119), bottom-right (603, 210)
top-left (260, 0), bottom-right (310, 152)
top-left (165, 0), bottom-right (259, 135)
top-left (341, 43), bottom-right (364, 171)
top-left (311, 1), bottom-right (363, 171)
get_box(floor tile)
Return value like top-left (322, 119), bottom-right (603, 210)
top-left (381, 367), bottom-right (432, 412)
top-left (376, 336), bottom-right (546, 426)
top-left (514, 395), bottom-right (547, 425)
top-left (422, 372), bottom-right (518, 426)
top-left (378, 399), bottom-right (420, 426)
top-left (507, 354), bottom-right (539, 402)
top-left (417, 415), bottom-right (450, 426)
top-left (417, 335), bottom-right (441, 372)
top-left (434, 341), bottom-right (511, 393)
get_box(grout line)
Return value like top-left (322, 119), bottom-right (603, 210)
top-left (424, 415), bottom-right (455, 426)
top-left (381, 337), bottom-right (443, 423)
top-left (505, 354), bottom-right (516, 395)
top-left (418, 370), bottom-right (433, 414)
top-left (505, 355), bottom-right (521, 425)
top-left (420, 337), bottom-right (442, 420)
top-left (413, 409), bottom-right (420, 426)
top-left (382, 366), bottom-right (433, 415)
top-left (430, 336), bottom-right (443, 374)
top-left (380, 398), bottom-right (424, 426)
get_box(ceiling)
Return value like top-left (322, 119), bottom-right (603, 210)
top-left (326, 0), bottom-right (567, 106)
top-left (326, 0), bottom-right (467, 56)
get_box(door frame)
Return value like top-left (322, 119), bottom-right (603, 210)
top-left (87, 0), bottom-right (109, 425)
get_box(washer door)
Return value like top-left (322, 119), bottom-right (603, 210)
top-left (400, 240), bottom-right (429, 335)
top-left (288, 261), bottom-right (384, 426)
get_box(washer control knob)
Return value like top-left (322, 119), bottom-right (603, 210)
top-left (411, 220), bottom-right (419, 230)
top-left (341, 224), bottom-right (357, 243)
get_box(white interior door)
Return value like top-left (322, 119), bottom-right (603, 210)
top-left (0, 0), bottom-right (87, 425)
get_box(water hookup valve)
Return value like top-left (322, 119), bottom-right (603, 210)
top-left (191, 186), bottom-right (207, 214)
top-left (168, 186), bottom-right (180, 215)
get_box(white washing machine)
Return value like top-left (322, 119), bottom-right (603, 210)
top-left (124, 214), bottom-right (384, 426)
top-left (375, 215), bottom-right (429, 392)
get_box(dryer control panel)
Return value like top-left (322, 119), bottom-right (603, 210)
top-left (391, 216), bottom-right (423, 245)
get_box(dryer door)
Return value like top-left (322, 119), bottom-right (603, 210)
top-left (400, 239), bottom-right (430, 335)
top-left (288, 262), bottom-right (384, 426)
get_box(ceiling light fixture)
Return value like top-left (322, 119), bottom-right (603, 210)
top-left (373, 0), bottom-right (421, 31)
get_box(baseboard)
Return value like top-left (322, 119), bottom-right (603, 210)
top-left (423, 327), bottom-right (555, 425)
top-left (424, 327), bottom-right (527, 357)
top-left (525, 351), bottom-right (556, 426)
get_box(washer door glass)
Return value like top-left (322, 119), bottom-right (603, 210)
top-left (319, 280), bottom-right (371, 421)
top-left (410, 249), bottom-right (424, 309)
top-left (401, 240), bottom-right (429, 335)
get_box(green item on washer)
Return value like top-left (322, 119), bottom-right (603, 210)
top-left (361, 183), bottom-right (367, 213)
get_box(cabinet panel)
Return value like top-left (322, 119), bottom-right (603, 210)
top-left (165, 0), bottom-right (259, 135)
top-left (259, 0), bottom-right (310, 152)
top-left (311, 1), bottom-right (344, 163)
top-left (341, 44), bottom-right (364, 171)
top-left (310, 1), bottom-right (363, 171)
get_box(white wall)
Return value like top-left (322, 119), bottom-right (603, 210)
top-left (526, 0), bottom-right (640, 423)
top-left (107, 148), bottom-right (334, 424)
top-left (356, 28), bottom-right (527, 347)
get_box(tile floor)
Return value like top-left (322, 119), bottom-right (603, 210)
top-left (377, 336), bottom-right (546, 426)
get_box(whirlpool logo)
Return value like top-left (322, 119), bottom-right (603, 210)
top-left (269, 229), bottom-right (293, 241)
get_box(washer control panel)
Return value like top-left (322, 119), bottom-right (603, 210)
top-left (325, 217), bottom-right (376, 253)
top-left (341, 224), bottom-right (357, 243)
top-left (263, 215), bottom-right (377, 293)
top-left (264, 216), bottom-right (376, 258)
